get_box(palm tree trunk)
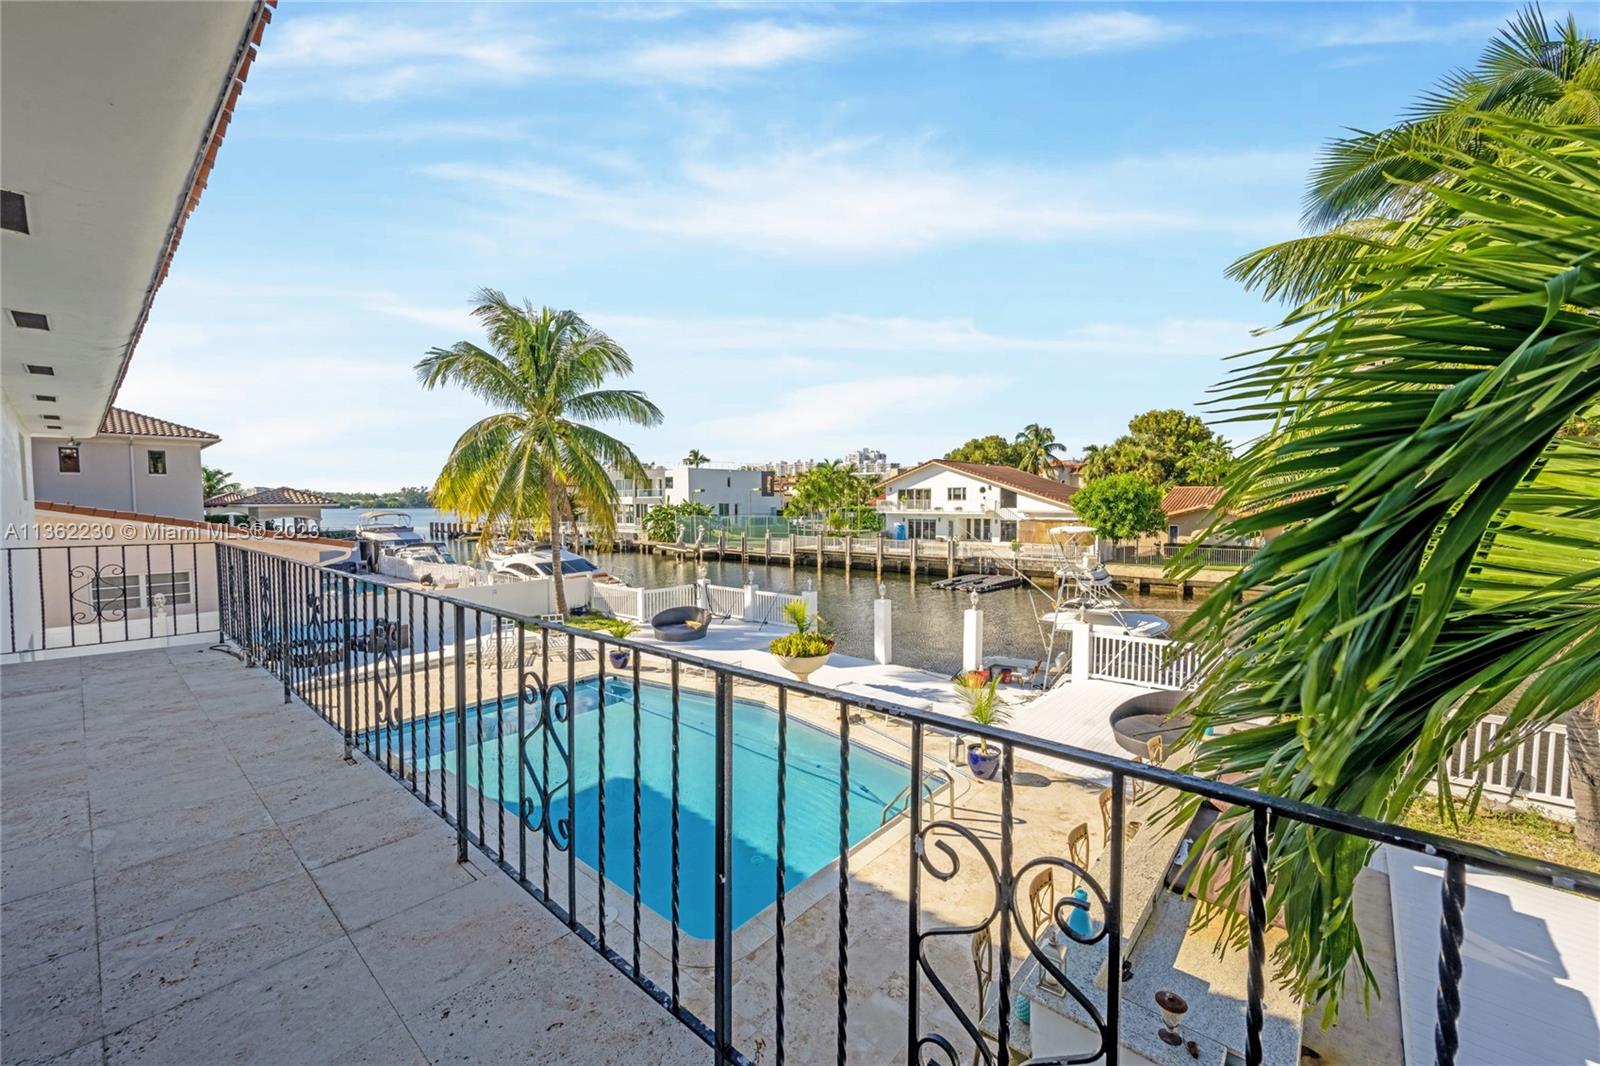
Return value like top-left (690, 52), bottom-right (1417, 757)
top-left (1565, 696), bottom-right (1600, 853)
top-left (547, 476), bottom-right (567, 617)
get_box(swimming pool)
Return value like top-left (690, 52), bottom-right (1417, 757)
top-left (373, 676), bottom-right (922, 939)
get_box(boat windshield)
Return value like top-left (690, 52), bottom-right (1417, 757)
top-left (359, 511), bottom-right (413, 529)
top-left (558, 557), bottom-right (598, 574)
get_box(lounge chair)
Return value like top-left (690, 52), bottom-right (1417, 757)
top-left (651, 605), bottom-right (710, 642)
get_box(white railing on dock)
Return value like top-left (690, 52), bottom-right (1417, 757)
top-left (639, 584), bottom-right (698, 620)
top-left (704, 584), bottom-right (746, 619)
top-left (1088, 629), bottom-right (1200, 690)
top-left (1443, 714), bottom-right (1574, 816)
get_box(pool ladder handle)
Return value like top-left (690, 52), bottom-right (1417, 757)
top-left (881, 765), bottom-right (958, 826)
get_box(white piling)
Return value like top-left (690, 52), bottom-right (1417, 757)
top-left (962, 594), bottom-right (984, 673)
top-left (873, 585), bottom-right (893, 665)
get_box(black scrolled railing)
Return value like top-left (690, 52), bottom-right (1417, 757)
top-left (211, 543), bottom-right (1600, 1066)
top-left (1, 542), bottom-right (213, 657)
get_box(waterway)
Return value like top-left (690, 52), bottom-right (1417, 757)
top-left (586, 551), bottom-right (1200, 678)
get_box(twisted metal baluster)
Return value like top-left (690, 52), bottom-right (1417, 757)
top-left (1434, 858), bottom-right (1467, 1066)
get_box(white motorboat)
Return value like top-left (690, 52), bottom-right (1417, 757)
top-left (491, 547), bottom-right (620, 584)
top-left (1038, 525), bottom-right (1171, 637)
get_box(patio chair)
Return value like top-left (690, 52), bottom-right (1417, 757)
top-left (1099, 787), bottom-right (1142, 846)
top-left (1066, 822), bottom-right (1090, 894)
top-left (1026, 869), bottom-right (1054, 942)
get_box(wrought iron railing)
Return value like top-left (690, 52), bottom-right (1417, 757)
top-left (2, 542), bottom-right (216, 657)
top-left (214, 542), bottom-right (1599, 1066)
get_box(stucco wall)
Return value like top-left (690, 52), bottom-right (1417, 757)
top-left (31, 435), bottom-right (206, 519)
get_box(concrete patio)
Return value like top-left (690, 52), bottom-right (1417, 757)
top-left (0, 645), bottom-right (704, 1066)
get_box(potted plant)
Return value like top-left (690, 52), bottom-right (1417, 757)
top-left (955, 674), bottom-right (1010, 780)
top-left (769, 600), bottom-right (835, 682)
top-left (603, 617), bottom-right (638, 668)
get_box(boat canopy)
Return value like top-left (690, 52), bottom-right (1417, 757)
top-left (1049, 524), bottom-right (1096, 536)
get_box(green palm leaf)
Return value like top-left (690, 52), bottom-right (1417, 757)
top-left (1175, 117), bottom-right (1600, 1014)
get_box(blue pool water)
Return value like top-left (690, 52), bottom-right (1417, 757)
top-left (370, 677), bottom-right (920, 939)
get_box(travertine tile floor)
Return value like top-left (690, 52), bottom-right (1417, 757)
top-left (0, 647), bottom-right (704, 1066)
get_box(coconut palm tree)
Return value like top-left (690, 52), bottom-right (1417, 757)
top-left (417, 290), bottom-right (662, 615)
top-left (1013, 423), bottom-right (1065, 477)
top-left (202, 467), bottom-right (239, 499)
top-left (1231, 6), bottom-right (1600, 304)
top-left (684, 449), bottom-right (709, 467)
top-left (1175, 116), bottom-right (1600, 1015)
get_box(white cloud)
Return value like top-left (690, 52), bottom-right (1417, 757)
top-left (259, 9), bottom-right (849, 100)
top-left (695, 374), bottom-right (988, 457)
top-left (423, 141), bottom-right (1307, 255)
top-left (933, 11), bottom-right (1185, 55)
top-left (1316, 7), bottom-right (1506, 47)
top-left (621, 22), bottom-right (853, 83)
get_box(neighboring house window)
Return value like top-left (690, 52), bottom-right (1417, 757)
top-left (899, 488), bottom-right (932, 508)
top-left (92, 571), bottom-right (194, 612)
top-left (726, 477), bottom-right (731, 488)
top-left (999, 489), bottom-right (1017, 508)
top-left (57, 446), bottom-right (80, 473)
top-left (1000, 520), bottom-right (1018, 541)
top-left (906, 517), bottom-right (937, 539)
top-left (947, 487), bottom-right (966, 501)
top-left (664, 476), bottom-right (674, 489)
top-left (718, 503), bottom-right (730, 516)
top-left (1168, 524), bottom-right (1180, 544)
top-left (147, 450), bottom-right (167, 475)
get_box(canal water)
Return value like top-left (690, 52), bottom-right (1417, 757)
top-left (586, 551), bottom-right (1200, 678)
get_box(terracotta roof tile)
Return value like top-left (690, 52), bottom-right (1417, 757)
top-left (218, 487), bottom-right (340, 507)
top-left (1161, 485), bottom-right (1226, 515)
top-left (99, 407), bottom-right (220, 442)
top-left (885, 461), bottom-right (1078, 509)
top-left (35, 500), bottom-right (352, 547)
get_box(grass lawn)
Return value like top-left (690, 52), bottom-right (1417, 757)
top-left (1402, 797), bottom-right (1598, 875)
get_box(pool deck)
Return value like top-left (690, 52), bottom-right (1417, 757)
top-left (630, 619), bottom-right (1145, 775)
top-left (0, 647), bottom-right (705, 1066)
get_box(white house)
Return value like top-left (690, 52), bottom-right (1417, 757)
top-left (876, 460), bottom-right (1079, 543)
top-left (30, 407), bottom-right (220, 520)
top-left (613, 465), bottom-right (782, 525)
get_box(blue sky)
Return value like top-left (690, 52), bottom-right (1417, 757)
top-left (118, 1), bottom-right (1534, 490)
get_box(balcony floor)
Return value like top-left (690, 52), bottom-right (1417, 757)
top-left (0, 647), bottom-right (705, 1066)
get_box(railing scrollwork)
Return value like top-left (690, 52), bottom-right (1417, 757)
top-left (518, 670), bottom-right (573, 850)
top-left (913, 822), bottom-right (1115, 1066)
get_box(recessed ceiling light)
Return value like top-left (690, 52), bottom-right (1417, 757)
top-left (10, 310), bottom-right (49, 330)
top-left (1, 191), bottom-right (28, 234)
top-left (35, 395), bottom-right (56, 402)
top-left (25, 364), bottom-right (54, 375)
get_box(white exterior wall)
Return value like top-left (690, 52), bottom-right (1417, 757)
top-left (878, 467), bottom-right (1073, 541)
top-left (676, 467), bottom-right (780, 516)
top-left (2, 396), bottom-right (33, 529)
top-left (30, 434), bottom-right (207, 519)
top-left (614, 465), bottom-right (781, 523)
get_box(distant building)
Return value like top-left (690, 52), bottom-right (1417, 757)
top-left (205, 486), bottom-right (339, 531)
top-left (612, 465), bottom-right (782, 526)
top-left (31, 407), bottom-right (220, 520)
top-left (876, 460), bottom-right (1078, 543)
top-left (1046, 458), bottom-right (1084, 490)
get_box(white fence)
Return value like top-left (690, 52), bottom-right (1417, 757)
top-left (1087, 629), bottom-right (1201, 690)
top-left (1443, 714), bottom-right (1575, 817)
top-left (588, 581), bottom-right (806, 624)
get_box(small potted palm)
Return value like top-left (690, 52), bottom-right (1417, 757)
top-left (603, 617), bottom-right (638, 668)
top-left (769, 600), bottom-right (835, 682)
top-left (956, 674), bottom-right (1009, 780)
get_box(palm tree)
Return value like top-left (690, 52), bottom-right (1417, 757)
top-left (202, 467), bottom-right (239, 499)
top-left (683, 449), bottom-right (709, 467)
top-left (417, 290), bottom-right (662, 615)
top-left (1013, 424), bottom-right (1065, 477)
top-left (1175, 116), bottom-right (1600, 1015)
top-left (1231, 6), bottom-right (1600, 304)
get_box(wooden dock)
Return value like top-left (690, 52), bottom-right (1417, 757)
top-left (617, 531), bottom-right (1232, 598)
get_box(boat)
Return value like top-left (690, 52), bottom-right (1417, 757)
top-left (1037, 524), bottom-right (1171, 637)
top-left (490, 546), bottom-right (621, 584)
top-left (354, 512), bottom-right (456, 570)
